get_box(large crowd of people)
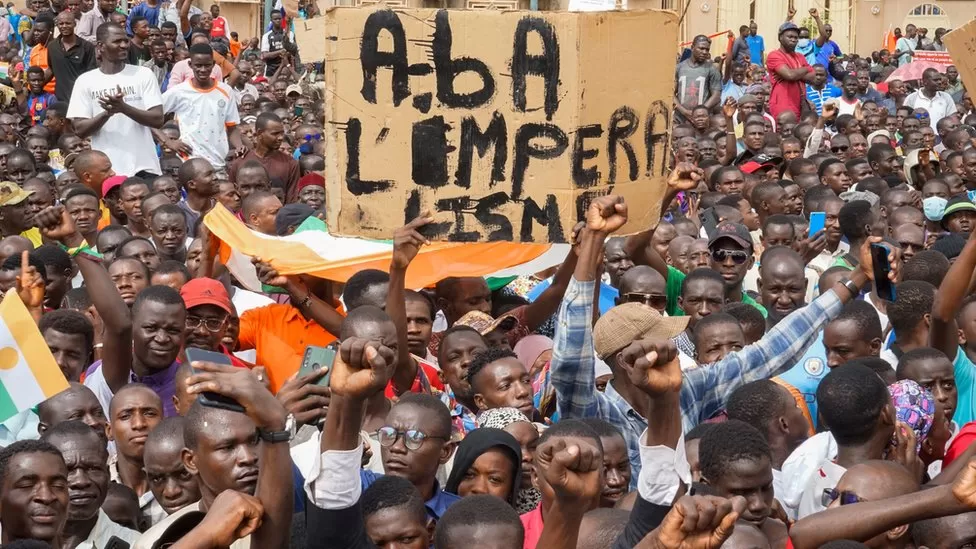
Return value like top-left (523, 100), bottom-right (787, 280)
top-left (0, 0), bottom-right (974, 548)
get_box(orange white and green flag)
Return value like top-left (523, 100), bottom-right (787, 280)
top-left (0, 289), bottom-right (68, 423)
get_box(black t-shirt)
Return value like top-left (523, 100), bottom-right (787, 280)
top-left (47, 36), bottom-right (98, 102)
top-left (128, 41), bottom-right (151, 66)
top-left (262, 30), bottom-right (290, 76)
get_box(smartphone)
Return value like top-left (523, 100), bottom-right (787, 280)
top-left (808, 212), bottom-right (826, 238)
top-left (701, 208), bottom-right (719, 237)
top-left (299, 344), bottom-right (337, 387)
top-left (104, 536), bottom-right (131, 549)
top-left (184, 347), bottom-right (246, 414)
top-left (870, 243), bottom-right (896, 302)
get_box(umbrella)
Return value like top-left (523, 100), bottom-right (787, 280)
top-left (885, 60), bottom-right (948, 83)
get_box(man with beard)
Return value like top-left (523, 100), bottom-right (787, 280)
top-left (42, 421), bottom-right (140, 548)
top-left (134, 362), bottom-right (293, 549)
top-left (0, 440), bottom-right (68, 546)
top-left (35, 204), bottom-right (186, 416)
top-left (108, 384), bottom-right (165, 526)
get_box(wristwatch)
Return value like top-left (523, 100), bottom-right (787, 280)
top-left (258, 413), bottom-right (296, 443)
top-left (841, 278), bottom-right (861, 297)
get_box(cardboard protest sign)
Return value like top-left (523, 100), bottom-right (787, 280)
top-left (946, 22), bottom-right (976, 94)
top-left (321, 7), bottom-right (678, 243)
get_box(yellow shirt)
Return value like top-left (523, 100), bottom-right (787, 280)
top-left (21, 228), bottom-right (42, 248)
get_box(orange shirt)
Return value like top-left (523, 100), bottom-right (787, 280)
top-left (29, 42), bottom-right (56, 94)
top-left (229, 38), bottom-right (242, 59)
top-left (237, 303), bottom-right (338, 393)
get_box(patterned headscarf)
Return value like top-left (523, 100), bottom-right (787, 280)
top-left (475, 407), bottom-right (542, 514)
top-left (888, 379), bottom-right (935, 453)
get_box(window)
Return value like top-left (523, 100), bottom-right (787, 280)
top-left (909, 4), bottom-right (944, 16)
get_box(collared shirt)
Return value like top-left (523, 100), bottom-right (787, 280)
top-left (76, 509), bottom-right (140, 549)
top-left (28, 41), bottom-right (55, 94)
top-left (549, 277), bottom-right (844, 483)
top-left (905, 89), bottom-right (957, 131)
top-left (84, 360), bottom-right (180, 418)
top-left (0, 409), bottom-right (39, 447)
top-left (237, 303), bottom-right (338, 393)
top-left (76, 8), bottom-right (110, 43)
top-left (361, 469), bottom-right (459, 522)
top-left (107, 453), bottom-right (167, 528)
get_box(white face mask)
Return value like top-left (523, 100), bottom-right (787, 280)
top-left (923, 196), bottom-right (948, 221)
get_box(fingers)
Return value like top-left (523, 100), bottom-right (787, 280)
top-left (693, 496), bottom-right (720, 533)
top-left (190, 360), bottom-right (238, 375)
top-left (20, 250), bottom-right (27, 278)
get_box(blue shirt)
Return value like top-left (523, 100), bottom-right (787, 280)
top-left (549, 277), bottom-right (844, 485)
top-left (126, 2), bottom-right (160, 34)
top-left (953, 347), bottom-right (976, 426)
top-left (746, 35), bottom-right (765, 64)
top-left (815, 41), bottom-right (842, 78)
top-left (776, 337), bottom-right (829, 427)
top-left (527, 277), bottom-right (618, 315)
top-left (806, 84), bottom-right (842, 116)
top-left (722, 80), bottom-right (746, 102)
top-left (361, 470), bottom-right (460, 521)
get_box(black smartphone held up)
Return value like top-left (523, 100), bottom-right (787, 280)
top-left (871, 243), bottom-right (896, 302)
top-left (184, 347), bottom-right (246, 414)
top-left (299, 344), bottom-right (337, 387)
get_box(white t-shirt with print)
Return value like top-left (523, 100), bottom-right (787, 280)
top-left (162, 80), bottom-right (241, 170)
top-left (67, 64), bottom-right (163, 176)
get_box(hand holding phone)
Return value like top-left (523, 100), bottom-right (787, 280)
top-left (870, 243), bottom-right (897, 301)
top-left (808, 212), bottom-right (826, 238)
top-left (185, 348), bottom-right (246, 414)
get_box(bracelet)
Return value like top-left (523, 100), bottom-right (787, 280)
top-left (296, 294), bottom-right (313, 308)
top-left (58, 240), bottom-right (103, 260)
top-left (841, 278), bottom-right (860, 297)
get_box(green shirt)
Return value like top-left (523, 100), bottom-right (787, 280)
top-left (665, 265), bottom-right (768, 318)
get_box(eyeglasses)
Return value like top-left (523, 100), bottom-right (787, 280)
top-left (303, 133), bottom-right (322, 142)
top-left (711, 249), bottom-right (750, 264)
top-left (185, 316), bottom-right (226, 332)
top-left (377, 427), bottom-right (449, 451)
top-left (830, 145), bottom-right (849, 152)
top-left (623, 292), bottom-right (667, 310)
top-left (915, 113), bottom-right (930, 120)
top-left (822, 488), bottom-right (864, 507)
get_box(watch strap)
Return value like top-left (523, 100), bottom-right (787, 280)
top-left (841, 278), bottom-right (860, 297)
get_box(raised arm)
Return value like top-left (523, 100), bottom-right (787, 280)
top-left (253, 258), bottom-right (343, 337)
top-left (681, 237), bottom-right (892, 428)
top-left (35, 205), bottom-right (132, 392)
top-left (550, 196), bottom-right (628, 418)
top-left (810, 9), bottom-right (828, 48)
top-left (790, 462), bottom-right (976, 549)
top-left (522, 243), bottom-right (579, 331)
top-left (184, 361), bottom-right (293, 549)
top-left (929, 229), bottom-right (976, 361)
top-left (387, 216), bottom-right (433, 394)
top-left (535, 437), bottom-right (604, 549)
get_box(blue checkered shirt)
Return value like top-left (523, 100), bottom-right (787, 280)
top-left (549, 278), bottom-right (844, 487)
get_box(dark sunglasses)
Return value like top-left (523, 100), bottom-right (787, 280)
top-left (831, 145), bottom-right (849, 152)
top-left (623, 292), bottom-right (667, 310)
top-left (822, 488), bottom-right (864, 507)
top-left (711, 249), bottom-right (750, 265)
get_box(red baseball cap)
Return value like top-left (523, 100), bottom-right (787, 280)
top-left (180, 278), bottom-right (233, 315)
top-left (101, 175), bottom-right (127, 198)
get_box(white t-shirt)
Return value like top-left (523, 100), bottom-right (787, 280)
top-left (67, 65), bottom-right (163, 176)
top-left (162, 80), bottom-right (241, 170)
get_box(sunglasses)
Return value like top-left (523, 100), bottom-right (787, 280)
top-left (830, 145), bottom-right (849, 153)
top-left (711, 249), bottom-right (750, 264)
top-left (822, 488), bottom-right (864, 507)
top-left (303, 133), bottom-right (322, 142)
top-left (915, 113), bottom-right (930, 120)
top-left (623, 292), bottom-right (667, 310)
top-left (377, 427), bottom-right (449, 451)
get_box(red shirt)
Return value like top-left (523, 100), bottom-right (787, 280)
top-left (944, 421), bottom-right (976, 467)
top-left (766, 49), bottom-right (811, 118)
top-left (211, 16), bottom-right (228, 39)
top-left (384, 355), bottom-right (445, 399)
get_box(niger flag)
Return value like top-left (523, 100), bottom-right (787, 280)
top-left (0, 290), bottom-right (69, 422)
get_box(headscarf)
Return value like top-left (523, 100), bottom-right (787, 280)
top-left (479, 407), bottom-right (531, 429)
top-left (514, 335), bottom-right (553, 372)
top-left (445, 427), bottom-right (522, 508)
top-left (888, 379), bottom-right (935, 453)
top-left (475, 408), bottom-right (543, 514)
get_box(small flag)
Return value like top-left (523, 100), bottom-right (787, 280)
top-left (0, 289), bottom-right (69, 423)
